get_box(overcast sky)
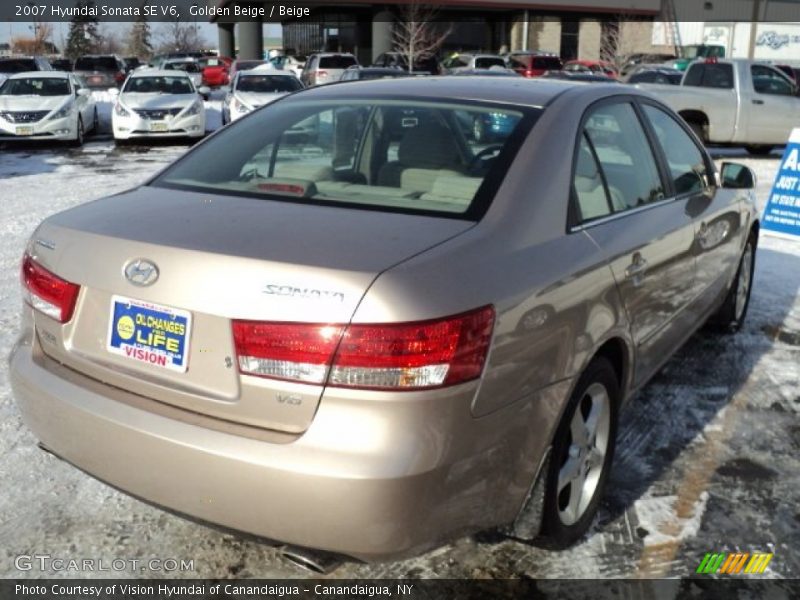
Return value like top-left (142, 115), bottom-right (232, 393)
top-left (1, 21), bottom-right (282, 52)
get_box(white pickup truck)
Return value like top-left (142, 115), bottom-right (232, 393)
top-left (637, 58), bottom-right (800, 155)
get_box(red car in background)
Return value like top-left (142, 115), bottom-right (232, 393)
top-left (563, 59), bottom-right (618, 79)
top-left (200, 56), bottom-right (233, 87)
top-left (505, 51), bottom-right (563, 77)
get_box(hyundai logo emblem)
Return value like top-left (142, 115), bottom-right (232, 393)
top-left (124, 259), bottom-right (159, 287)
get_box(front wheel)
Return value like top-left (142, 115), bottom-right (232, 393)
top-left (538, 357), bottom-right (619, 548)
top-left (70, 116), bottom-right (84, 147)
top-left (710, 234), bottom-right (756, 332)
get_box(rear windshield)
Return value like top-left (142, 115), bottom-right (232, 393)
top-left (0, 77), bottom-right (70, 96)
top-left (475, 57), bottom-right (506, 69)
top-left (75, 56), bottom-right (118, 71)
top-left (318, 56), bottom-right (357, 69)
top-left (0, 59), bottom-right (37, 73)
top-left (236, 61), bottom-right (266, 71)
top-left (236, 74), bottom-right (302, 93)
top-left (164, 61), bottom-right (200, 73)
top-left (153, 98), bottom-right (536, 219)
top-left (124, 76), bottom-right (194, 94)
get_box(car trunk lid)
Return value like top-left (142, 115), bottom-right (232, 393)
top-left (29, 186), bottom-right (473, 433)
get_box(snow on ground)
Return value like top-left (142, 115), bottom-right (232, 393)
top-left (0, 136), bottom-right (798, 581)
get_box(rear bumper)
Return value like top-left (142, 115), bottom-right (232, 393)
top-left (9, 325), bottom-right (566, 560)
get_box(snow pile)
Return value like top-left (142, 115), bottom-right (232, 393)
top-left (634, 491), bottom-right (709, 547)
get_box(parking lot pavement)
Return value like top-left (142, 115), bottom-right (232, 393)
top-left (0, 144), bottom-right (797, 579)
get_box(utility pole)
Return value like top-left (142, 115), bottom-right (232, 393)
top-left (747, 0), bottom-right (762, 59)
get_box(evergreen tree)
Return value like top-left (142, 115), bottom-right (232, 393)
top-left (65, 1), bottom-right (100, 61)
top-left (126, 10), bottom-right (152, 59)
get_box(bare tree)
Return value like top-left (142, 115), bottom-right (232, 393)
top-left (155, 20), bottom-right (205, 54)
top-left (600, 16), bottom-right (657, 75)
top-left (95, 24), bottom-right (123, 55)
top-left (392, 1), bottom-right (452, 72)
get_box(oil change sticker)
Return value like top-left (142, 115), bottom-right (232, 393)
top-left (107, 295), bottom-right (191, 372)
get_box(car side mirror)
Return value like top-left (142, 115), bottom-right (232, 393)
top-left (108, 88), bottom-right (119, 96)
top-left (76, 88), bottom-right (90, 97)
top-left (720, 162), bottom-right (756, 189)
top-left (197, 85), bottom-right (211, 100)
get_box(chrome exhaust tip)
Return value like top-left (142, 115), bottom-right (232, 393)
top-left (279, 545), bottom-right (343, 575)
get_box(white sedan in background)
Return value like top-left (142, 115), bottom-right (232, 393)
top-left (0, 71), bottom-right (97, 145)
top-left (111, 70), bottom-right (208, 143)
top-left (221, 65), bottom-right (303, 124)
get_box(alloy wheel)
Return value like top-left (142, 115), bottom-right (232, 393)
top-left (557, 382), bottom-right (611, 526)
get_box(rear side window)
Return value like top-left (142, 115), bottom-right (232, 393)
top-left (642, 104), bottom-right (708, 196)
top-left (318, 56), bottom-right (356, 69)
top-left (580, 102), bottom-right (665, 214)
top-left (684, 63), bottom-right (733, 89)
top-left (573, 133), bottom-right (613, 221)
top-left (533, 57), bottom-right (562, 70)
top-left (0, 59), bottom-right (37, 73)
top-left (475, 57), bottom-right (505, 69)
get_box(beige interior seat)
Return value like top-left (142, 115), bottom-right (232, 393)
top-left (377, 122), bottom-right (465, 193)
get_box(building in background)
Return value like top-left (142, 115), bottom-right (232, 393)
top-left (209, 0), bottom-right (800, 65)
top-left (209, 0), bottom-right (669, 63)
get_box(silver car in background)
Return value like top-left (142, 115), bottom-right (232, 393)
top-left (10, 78), bottom-right (758, 562)
top-left (221, 65), bottom-right (303, 125)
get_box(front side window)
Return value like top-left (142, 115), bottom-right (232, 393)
top-left (154, 98), bottom-right (534, 219)
top-left (642, 104), bottom-right (708, 196)
top-left (751, 64), bottom-right (794, 96)
top-left (581, 102), bottom-right (665, 213)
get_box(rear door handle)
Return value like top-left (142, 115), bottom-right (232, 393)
top-left (625, 253), bottom-right (649, 279)
top-left (752, 99), bottom-right (764, 105)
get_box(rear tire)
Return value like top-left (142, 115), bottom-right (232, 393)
top-left (537, 357), bottom-right (619, 549)
top-left (709, 234), bottom-right (756, 332)
top-left (688, 121), bottom-right (706, 145)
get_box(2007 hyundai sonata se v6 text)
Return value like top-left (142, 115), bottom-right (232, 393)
top-left (10, 77), bottom-right (759, 561)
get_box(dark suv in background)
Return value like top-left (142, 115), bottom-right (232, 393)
top-left (372, 51), bottom-right (440, 75)
top-left (73, 55), bottom-right (128, 88)
top-left (0, 56), bottom-right (52, 81)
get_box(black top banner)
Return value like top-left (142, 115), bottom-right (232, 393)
top-left (2, 0), bottom-right (800, 23)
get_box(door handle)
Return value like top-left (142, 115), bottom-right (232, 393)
top-left (625, 253), bottom-right (648, 279)
top-left (752, 99), bottom-right (764, 105)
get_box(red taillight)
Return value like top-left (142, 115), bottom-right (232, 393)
top-left (317, 70), bottom-right (328, 78)
top-left (232, 306), bottom-right (494, 390)
top-left (21, 254), bottom-right (80, 323)
top-left (115, 71), bottom-right (126, 83)
top-left (524, 69), bottom-right (534, 77)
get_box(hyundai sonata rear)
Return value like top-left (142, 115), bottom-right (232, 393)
top-left (10, 78), bottom-right (758, 560)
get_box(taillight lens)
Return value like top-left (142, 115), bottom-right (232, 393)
top-left (115, 71), bottom-right (126, 83)
top-left (232, 306), bottom-right (494, 390)
top-left (524, 69), bottom-right (534, 77)
top-left (21, 254), bottom-right (80, 323)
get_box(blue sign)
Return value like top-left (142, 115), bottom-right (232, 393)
top-left (763, 128), bottom-right (800, 239)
